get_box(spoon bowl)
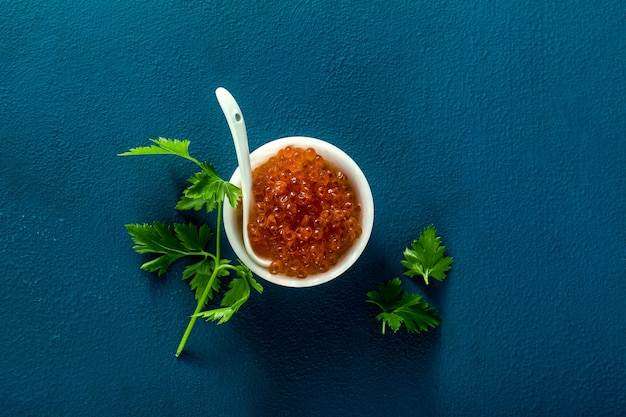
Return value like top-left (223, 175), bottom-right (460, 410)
top-left (223, 136), bottom-right (374, 287)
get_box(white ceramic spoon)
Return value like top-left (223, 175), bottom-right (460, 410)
top-left (215, 87), bottom-right (271, 268)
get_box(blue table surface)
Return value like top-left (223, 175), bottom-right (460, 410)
top-left (1, 1), bottom-right (625, 416)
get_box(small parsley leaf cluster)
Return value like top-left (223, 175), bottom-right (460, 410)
top-left (366, 225), bottom-right (452, 334)
top-left (401, 225), bottom-right (453, 285)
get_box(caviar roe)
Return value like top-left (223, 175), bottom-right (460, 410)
top-left (246, 146), bottom-right (362, 278)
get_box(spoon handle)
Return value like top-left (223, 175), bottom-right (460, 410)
top-left (215, 87), bottom-right (271, 268)
top-left (215, 87), bottom-right (252, 192)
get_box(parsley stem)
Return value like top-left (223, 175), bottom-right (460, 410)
top-left (175, 204), bottom-right (224, 357)
top-left (175, 266), bottom-right (220, 357)
top-left (215, 200), bottom-right (222, 261)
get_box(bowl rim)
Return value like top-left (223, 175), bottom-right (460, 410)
top-left (223, 136), bottom-right (374, 288)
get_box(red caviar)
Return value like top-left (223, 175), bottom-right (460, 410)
top-left (247, 146), bottom-right (362, 278)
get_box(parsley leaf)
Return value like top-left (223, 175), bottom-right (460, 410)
top-left (195, 263), bottom-right (263, 324)
top-left (175, 194), bottom-right (212, 212)
top-left (126, 222), bottom-right (196, 275)
top-left (174, 223), bottom-right (213, 252)
top-left (366, 278), bottom-right (441, 334)
top-left (181, 258), bottom-right (229, 302)
top-left (125, 222), bottom-right (212, 276)
top-left (401, 225), bottom-right (453, 285)
top-left (118, 137), bottom-right (200, 165)
top-left (179, 163), bottom-right (242, 212)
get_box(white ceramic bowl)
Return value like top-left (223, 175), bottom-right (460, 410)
top-left (223, 136), bottom-right (374, 287)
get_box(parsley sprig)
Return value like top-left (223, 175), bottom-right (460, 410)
top-left (120, 138), bottom-right (263, 357)
top-left (366, 225), bottom-right (452, 334)
top-left (401, 225), bottom-right (453, 285)
top-left (366, 278), bottom-right (440, 334)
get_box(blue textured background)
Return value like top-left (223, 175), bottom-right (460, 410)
top-left (1, 1), bottom-right (625, 416)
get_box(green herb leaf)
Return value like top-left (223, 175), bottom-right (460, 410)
top-left (366, 278), bottom-right (440, 334)
top-left (181, 258), bottom-right (229, 302)
top-left (401, 225), bottom-right (453, 285)
top-left (175, 195), bottom-right (212, 212)
top-left (173, 223), bottom-right (213, 252)
top-left (194, 263), bottom-right (263, 325)
top-left (125, 222), bottom-right (189, 275)
top-left (180, 163), bottom-right (241, 211)
top-left (118, 137), bottom-right (199, 164)
top-left (125, 222), bottom-right (211, 275)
